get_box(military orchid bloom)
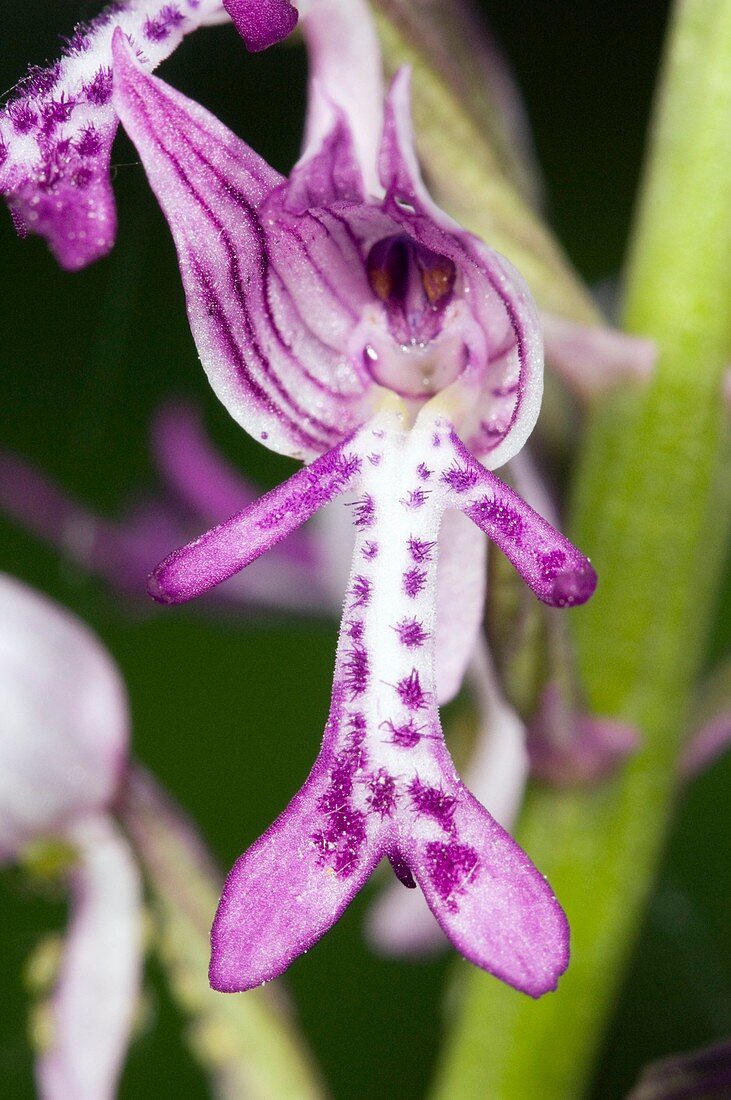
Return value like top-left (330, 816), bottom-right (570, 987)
top-left (0, 574), bottom-right (142, 1100)
top-left (95, 0), bottom-right (597, 997)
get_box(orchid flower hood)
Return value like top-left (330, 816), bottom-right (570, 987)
top-left (0, 574), bottom-right (142, 1100)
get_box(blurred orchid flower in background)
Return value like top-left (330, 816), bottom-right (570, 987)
top-left (0, 400), bottom-right (346, 617)
top-left (0, 573), bottom-right (142, 1100)
top-left (94, 0), bottom-right (598, 995)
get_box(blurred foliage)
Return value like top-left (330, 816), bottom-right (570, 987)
top-left (0, 2), bottom-right (729, 1099)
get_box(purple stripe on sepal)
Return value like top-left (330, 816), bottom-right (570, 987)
top-left (223, 0), bottom-right (298, 51)
top-left (113, 35), bottom-right (370, 460)
top-left (149, 438), bottom-right (362, 603)
top-left (447, 433), bottom-right (596, 607)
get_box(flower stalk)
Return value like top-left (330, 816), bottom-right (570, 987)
top-left (432, 1), bottom-right (731, 1096)
top-left (119, 767), bottom-right (324, 1100)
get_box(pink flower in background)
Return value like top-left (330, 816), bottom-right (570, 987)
top-left (0, 573), bottom-right (142, 1100)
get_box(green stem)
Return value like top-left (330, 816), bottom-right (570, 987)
top-left (433, 2), bottom-right (731, 1097)
top-left (119, 766), bottom-right (326, 1100)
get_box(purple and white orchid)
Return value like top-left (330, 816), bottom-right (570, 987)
top-left (2, 0), bottom-right (597, 997)
top-left (104, 0), bottom-right (595, 996)
top-left (0, 573), bottom-right (142, 1100)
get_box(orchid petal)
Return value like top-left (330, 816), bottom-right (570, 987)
top-left (0, 574), bottom-right (128, 859)
top-left (447, 432), bottom-right (597, 607)
top-left (298, 0), bottom-right (384, 196)
top-left (627, 1038), bottom-right (731, 1100)
top-left (463, 640), bottom-right (529, 834)
top-left (0, 444), bottom-right (334, 615)
top-left (113, 37), bottom-right (371, 459)
top-left (0, 451), bottom-right (181, 594)
top-left (149, 436), bottom-right (362, 603)
top-left (681, 710), bottom-right (731, 779)
top-left (380, 69), bottom-right (544, 468)
top-left (527, 683), bottom-right (639, 787)
top-left (541, 311), bottom-right (656, 400)
top-left (0, 0), bottom-right (228, 269)
top-left (434, 509), bottom-right (486, 705)
top-left (282, 113), bottom-right (366, 212)
top-left (223, 0), bottom-right (297, 51)
top-left (37, 813), bottom-right (143, 1100)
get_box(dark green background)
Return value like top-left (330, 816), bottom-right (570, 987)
top-left (1, 3), bottom-right (729, 1097)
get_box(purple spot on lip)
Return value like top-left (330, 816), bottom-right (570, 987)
top-left (401, 488), bottom-right (429, 509)
top-left (350, 574), bottom-right (372, 608)
top-left (75, 125), bottom-right (102, 157)
top-left (8, 101), bottom-right (37, 134)
top-left (442, 464), bottom-right (479, 493)
top-left (467, 495), bottom-right (523, 541)
top-left (350, 494), bottom-right (375, 529)
top-left (144, 4), bottom-right (186, 41)
top-left (409, 778), bottom-right (456, 830)
top-left (343, 644), bottom-right (369, 698)
top-left (425, 840), bottom-right (480, 911)
top-left (83, 66), bottom-right (113, 106)
top-left (416, 463), bottom-right (432, 481)
top-left (403, 567), bottom-right (427, 598)
top-left (394, 617), bottom-right (429, 648)
top-left (396, 669), bottom-right (429, 710)
top-left (366, 768), bottom-right (398, 817)
top-left (381, 718), bottom-right (422, 748)
top-left (312, 804), bottom-right (366, 877)
top-left (407, 536), bottom-right (436, 563)
top-left (362, 540), bottom-right (379, 561)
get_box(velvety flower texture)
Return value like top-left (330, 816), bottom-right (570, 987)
top-left (0, 0), bottom-right (233, 270)
top-left (103, 0), bottom-right (597, 997)
top-left (0, 574), bottom-right (142, 1100)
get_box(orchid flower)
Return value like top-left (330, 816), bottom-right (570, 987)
top-left (78, 0), bottom-right (598, 998)
top-left (0, 573), bottom-right (142, 1100)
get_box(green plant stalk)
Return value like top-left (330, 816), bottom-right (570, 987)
top-left (119, 767), bottom-right (325, 1100)
top-left (432, 2), bottom-right (731, 1097)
